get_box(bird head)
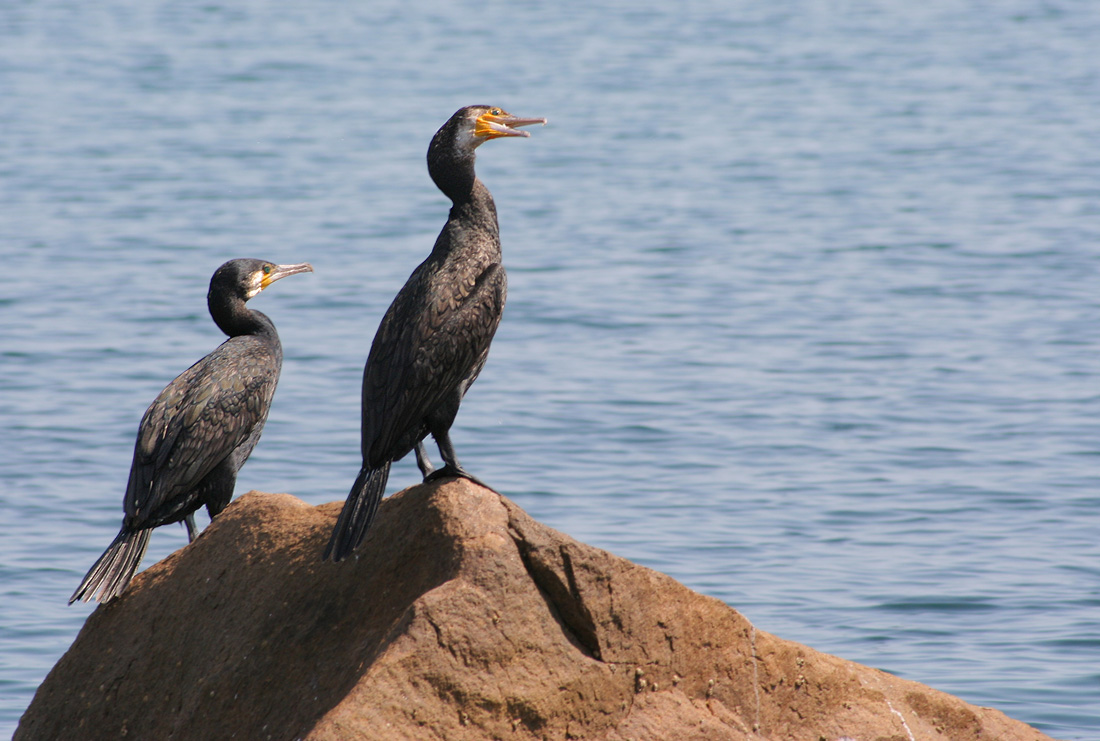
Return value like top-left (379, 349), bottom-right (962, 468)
top-left (247, 260), bottom-right (314, 299)
top-left (448, 105), bottom-right (547, 154)
top-left (209, 259), bottom-right (314, 302)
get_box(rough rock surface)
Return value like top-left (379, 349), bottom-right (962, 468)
top-left (19, 480), bottom-right (1054, 740)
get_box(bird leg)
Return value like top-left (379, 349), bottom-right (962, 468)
top-left (415, 441), bottom-right (435, 479)
top-left (184, 514), bottom-right (199, 543)
top-left (424, 430), bottom-right (495, 491)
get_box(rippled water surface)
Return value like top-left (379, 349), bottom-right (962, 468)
top-left (3, 1), bottom-right (1100, 737)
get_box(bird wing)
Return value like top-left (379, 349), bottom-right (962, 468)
top-left (124, 337), bottom-right (278, 523)
top-left (361, 262), bottom-right (507, 466)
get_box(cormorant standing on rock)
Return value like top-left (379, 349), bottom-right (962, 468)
top-left (70, 258), bottom-right (313, 604)
top-left (325, 105), bottom-right (545, 562)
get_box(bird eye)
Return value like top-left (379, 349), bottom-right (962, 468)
top-left (263, 265), bottom-right (272, 275)
top-left (490, 108), bottom-right (502, 116)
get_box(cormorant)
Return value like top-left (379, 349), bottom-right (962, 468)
top-left (325, 105), bottom-right (545, 561)
top-left (70, 258), bottom-right (313, 604)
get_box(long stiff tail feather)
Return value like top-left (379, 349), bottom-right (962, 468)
top-left (69, 527), bottom-right (153, 604)
top-left (324, 462), bottom-right (391, 562)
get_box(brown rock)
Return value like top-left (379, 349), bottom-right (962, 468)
top-left (17, 480), bottom-right (1054, 741)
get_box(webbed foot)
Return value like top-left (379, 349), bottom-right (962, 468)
top-left (424, 464), bottom-right (495, 492)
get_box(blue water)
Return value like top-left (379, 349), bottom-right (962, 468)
top-left (3, 1), bottom-right (1100, 737)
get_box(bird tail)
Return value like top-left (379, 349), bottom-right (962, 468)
top-left (324, 462), bottom-right (391, 562)
top-left (69, 527), bottom-right (152, 605)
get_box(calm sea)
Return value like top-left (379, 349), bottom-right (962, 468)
top-left (3, 1), bottom-right (1099, 737)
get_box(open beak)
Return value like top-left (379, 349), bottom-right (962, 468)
top-left (476, 111), bottom-right (548, 140)
top-left (261, 262), bottom-right (314, 290)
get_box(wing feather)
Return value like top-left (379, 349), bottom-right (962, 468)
top-left (361, 260), bottom-right (506, 466)
top-left (124, 336), bottom-right (278, 523)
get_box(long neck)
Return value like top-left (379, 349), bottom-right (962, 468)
top-left (420, 178), bottom-right (499, 264)
top-left (428, 139), bottom-right (478, 204)
top-left (427, 141), bottom-right (501, 259)
top-left (450, 179), bottom-right (500, 234)
top-left (208, 292), bottom-right (277, 340)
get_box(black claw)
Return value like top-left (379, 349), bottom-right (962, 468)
top-left (424, 465), bottom-right (495, 492)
